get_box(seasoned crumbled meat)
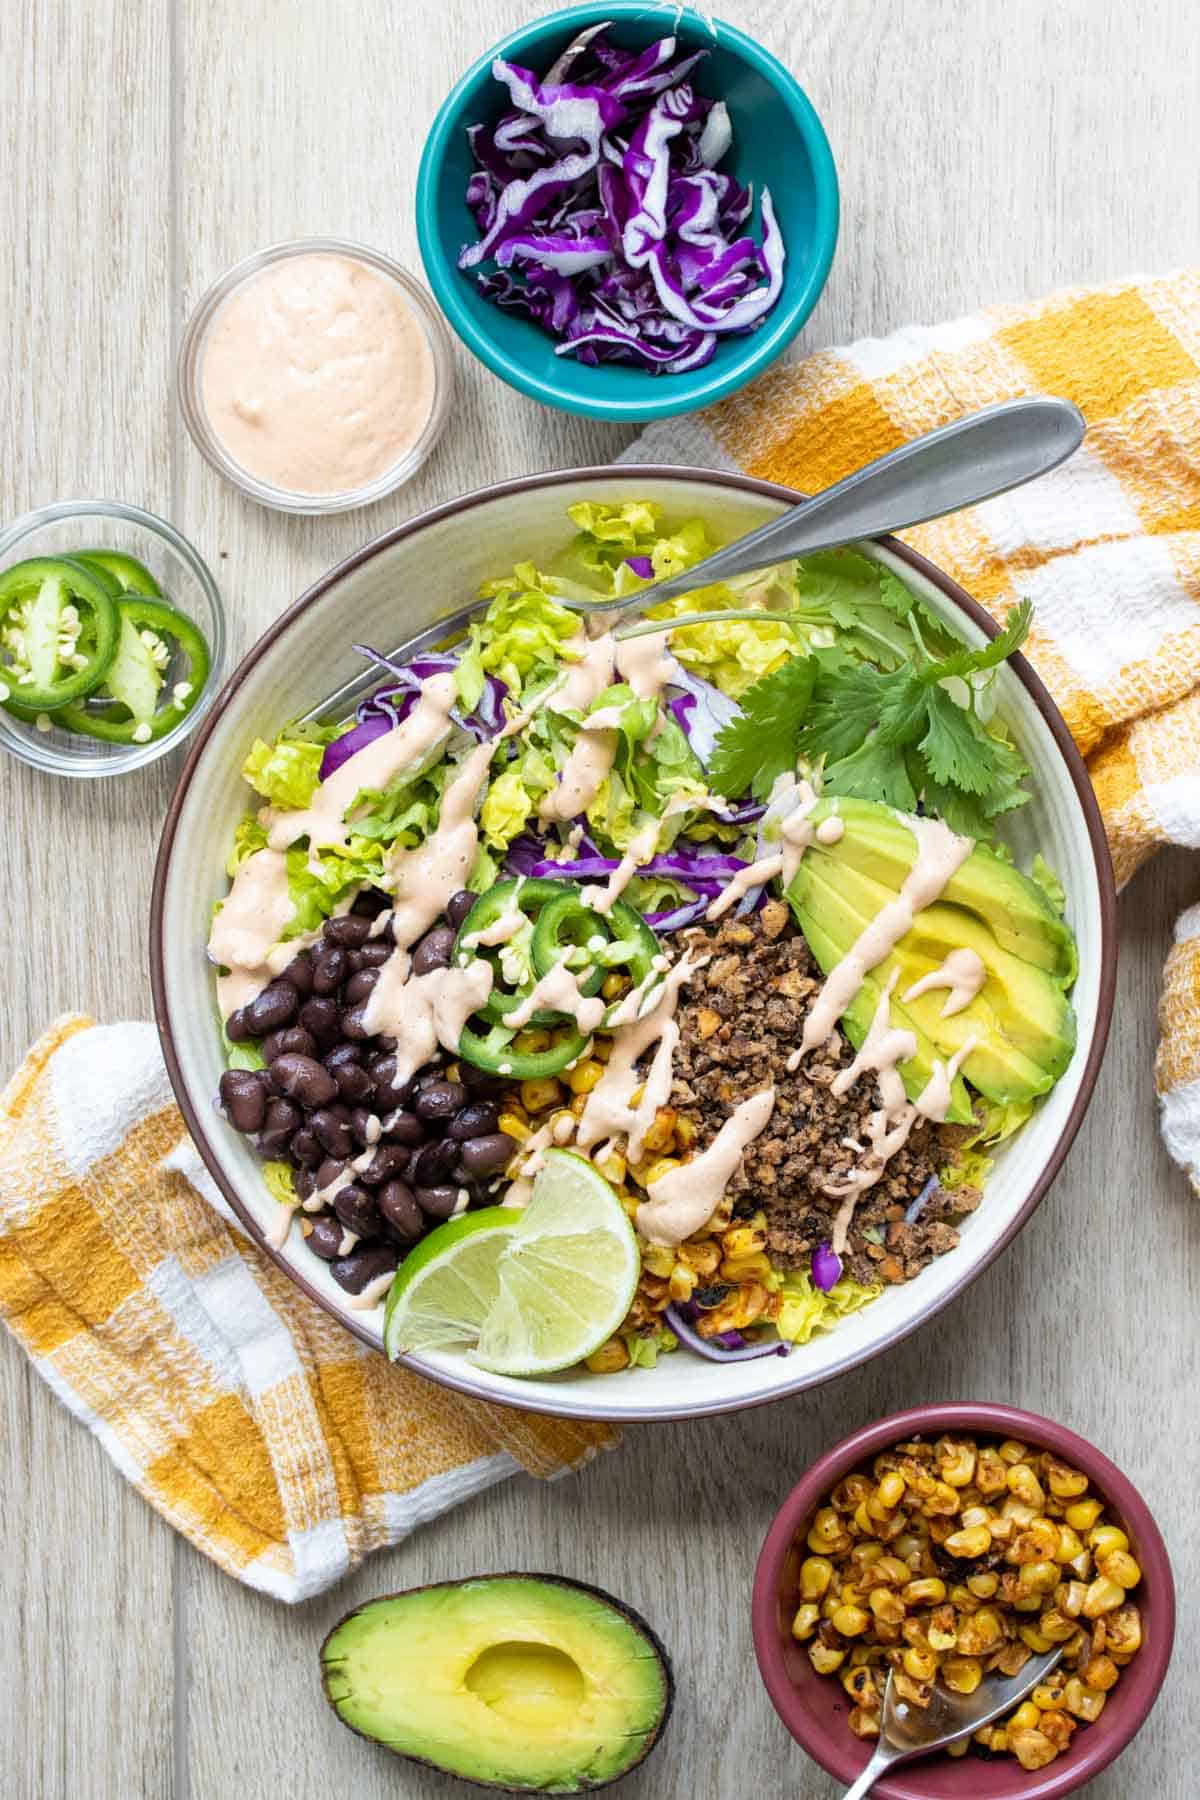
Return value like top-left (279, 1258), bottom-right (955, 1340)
top-left (665, 911), bottom-right (977, 1285)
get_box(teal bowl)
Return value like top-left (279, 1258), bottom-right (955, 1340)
top-left (416, 2), bottom-right (839, 422)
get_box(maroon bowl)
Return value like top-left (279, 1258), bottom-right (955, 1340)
top-left (752, 1403), bottom-right (1175, 1799)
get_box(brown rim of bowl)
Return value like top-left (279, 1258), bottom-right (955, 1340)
top-left (149, 465), bottom-right (1119, 1420)
top-left (751, 1402), bottom-right (1176, 1798)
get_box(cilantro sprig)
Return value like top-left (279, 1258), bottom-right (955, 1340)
top-left (709, 596), bottom-right (1035, 837)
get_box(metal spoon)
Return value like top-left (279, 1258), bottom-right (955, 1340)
top-left (297, 395), bottom-right (1083, 727)
top-left (562, 394), bottom-right (1085, 620)
top-left (841, 1644), bottom-right (1064, 1798)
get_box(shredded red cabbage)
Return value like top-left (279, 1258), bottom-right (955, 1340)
top-left (665, 1301), bottom-right (789, 1362)
top-left (318, 649), bottom-right (510, 778)
top-left (460, 29), bottom-right (786, 374)
top-left (904, 1176), bottom-right (941, 1224)
top-left (665, 667), bottom-right (742, 765)
top-left (811, 1242), bottom-right (843, 1292)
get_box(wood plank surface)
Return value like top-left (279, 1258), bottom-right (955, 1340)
top-left (2, 1), bottom-right (1197, 1795)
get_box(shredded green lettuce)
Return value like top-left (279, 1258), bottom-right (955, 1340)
top-left (226, 815), bottom-right (268, 878)
top-left (241, 736), bottom-right (326, 810)
top-left (456, 566), bottom-right (578, 704)
top-left (1030, 853), bottom-right (1066, 914)
top-left (775, 1270), bottom-right (882, 1344)
top-left (621, 1324), bottom-right (678, 1369)
top-left (262, 1161), bottom-right (298, 1207)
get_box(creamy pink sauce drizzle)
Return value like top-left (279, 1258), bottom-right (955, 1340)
top-left (266, 672), bottom-right (458, 853)
top-left (583, 820), bottom-right (659, 913)
top-left (537, 628), bottom-right (679, 825)
top-left (706, 854), bottom-right (784, 922)
top-left (576, 952), bottom-right (704, 1166)
top-left (346, 1270), bottom-right (400, 1311)
top-left (902, 946), bottom-right (987, 1018)
top-left (200, 252), bottom-right (435, 497)
top-left (503, 961), bottom-right (607, 1034)
top-left (209, 847), bottom-right (297, 1017)
top-left (820, 971), bottom-right (979, 1250)
top-left (637, 1087), bottom-right (776, 1246)
top-left (788, 816), bottom-right (975, 1071)
top-left (362, 951), bottom-right (494, 1084)
top-left (461, 879), bottom-right (527, 948)
top-left (264, 1200), bottom-right (295, 1249)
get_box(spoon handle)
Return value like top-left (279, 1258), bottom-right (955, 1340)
top-left (623, 395), bottom-right (1084, 611)
top-left (841, 1741), bottom-right (900, 1800)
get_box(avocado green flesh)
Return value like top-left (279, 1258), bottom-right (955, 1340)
top-left (786, 801), bottom-right (1078, 1113)
top-left (321, 1576), bottom-right (670, 1793)
top-left (806, 797), bottom-right (1077, 980)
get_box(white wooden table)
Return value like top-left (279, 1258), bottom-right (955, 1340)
top-left (3, 2), bottom-right (1198, 1794)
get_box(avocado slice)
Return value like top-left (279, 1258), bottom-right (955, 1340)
top-left (804, 796), bottom-right (1077, 980)
top-left (321, 1574), bottom-right (673, 1793)
top-left (786, 799), bottom-right (1078, 1114)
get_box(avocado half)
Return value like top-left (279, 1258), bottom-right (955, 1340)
top-left (786, 797), bottom-right (1078, 1118)
top-left (320, 1573), bottom-right (674, 1793)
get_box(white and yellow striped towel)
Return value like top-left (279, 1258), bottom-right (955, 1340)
top-left (0, 1016), bottom-right (616, 1601)
top-left (628, 270), bottom-right (1200, 1192)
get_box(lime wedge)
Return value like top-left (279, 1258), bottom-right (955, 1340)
top-left (383, 1209), bottom-right (523, 1359)
top-left (383, 1151), bottom-right (640, 1378)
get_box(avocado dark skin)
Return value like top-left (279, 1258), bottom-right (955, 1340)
top-left (320, 1572), bottom-right (675, 1794)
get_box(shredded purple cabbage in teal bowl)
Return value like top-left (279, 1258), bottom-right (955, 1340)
top-left (416, 4), bottom-right (839, 420)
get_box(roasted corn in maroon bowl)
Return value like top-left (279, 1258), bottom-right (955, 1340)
top-left (752, 1403), bottom-right (1175, 1799)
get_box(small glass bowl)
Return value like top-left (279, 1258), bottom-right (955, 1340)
top-left (0, 500), bottom-right (225, 780)
top-left (177, 237), bottom-right (455, 515)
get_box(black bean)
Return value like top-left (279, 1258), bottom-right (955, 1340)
top-left (348, 1107), bottom-right (377, 1148)
top-left (460, 1062), bottom-right (510, 1098)
top-left (414, 1185), bottom-right (462, 1220)
top-left (311, 1106), bottom-right (355, 1159)
top-left (411, 1139), bottom-right (459, 1187)
top-left (356, 940), bottom-right (393, 968)
top-left (411, 926), bottom-right (456, 975)
top-left (414, 1066), bottom-right (444, 1090)
top-left (294, 1167), bottom-right (317, 1203)
top-left (315, 1158), bottom-right (348, 1192)
top-left (330, 1244), bottom-right (398, 1295)
top-left (369, 1057), bottom-right (414, 1111)
top-left (355, 1142), bottom-right (412, 1187)
top-left (334, 1184), bottom-right (383, 1238)
top-left (290, 1128), bottom-right (323, 1168)
top-left (325, 914), bottom-right (372, 948)
top-left (299, 996), bottom-right (341, 1046)
top-left (282, 949), bottom-right (315, 997)
top-left (225, 1006), bottom-right (253, 1043)
top-left (311, 945), bottom-right (347, 995)
top-left (351, 887), bottom-right (391, 919)
top-left (446, 1100), bottom-right (501, 1141)
top-left (378, 1181), bottom-right (425, 1245)
top-left (219, 1069), bottom-right (268, 1133)
top-left (257, 1097), bottom-right (301, 1157)
top-left (343, 967), bottom-right (381, 1005)
top-left (244, 980), bottom-right (299, 1036)
top-left (415, 1080), bottom-right (468, 1124)
top-left (305, 1216), bottom-right (345, 1260)
top-left (262, 1025), bottom-right (318, 1064)
top-left (382, 1108), bottom-right (425, 1146)
top-left (458, 1133), bottom-right (515, 1176)
top-left (339, 1003), bottom-right (375, 1041)
top-left (325, 1042), bottom-right (370, 1094)
top-left (271, 1053), bottom-right (339, 1107)
top-left (446, 890), bottom-right (475, 929)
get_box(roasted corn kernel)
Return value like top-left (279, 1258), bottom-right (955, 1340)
top-left (795, 1433), bottom-right (1141, 1772)
top-left (799, 1556), bottom-right (834, 1601)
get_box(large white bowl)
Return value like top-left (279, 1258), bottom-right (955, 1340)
top-left (151, 468), bottom-right (1116, 1422)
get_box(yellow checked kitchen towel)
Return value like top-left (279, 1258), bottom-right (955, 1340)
top-left (627, 269), bottom-right (1200, 1194)
top-left (0, 1015), bottom-right (616, 1601)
